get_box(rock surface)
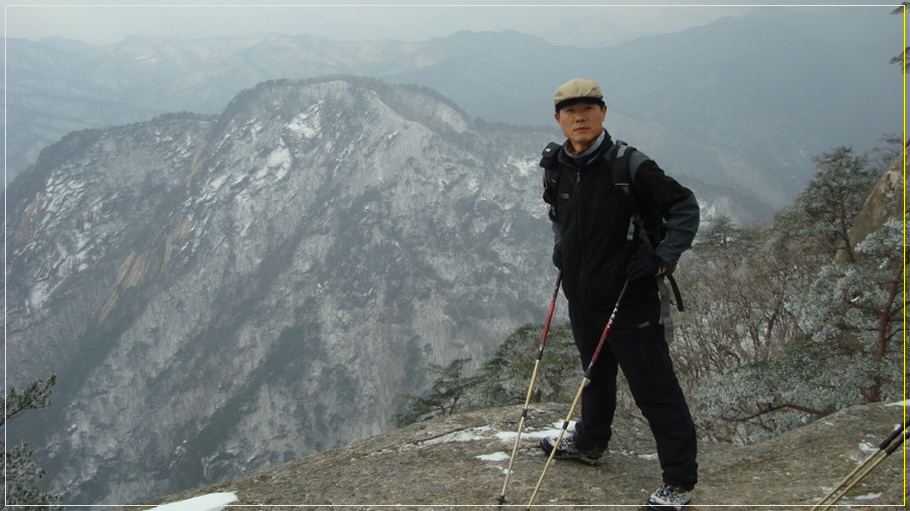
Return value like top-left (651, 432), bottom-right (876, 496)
top-left (128, 401), bottom-right (908, 510)
top-left (838, 143), bottom-right (908, 263)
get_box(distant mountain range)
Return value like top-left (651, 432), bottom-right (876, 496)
top-left (5, 6), bottom-right (902, 219)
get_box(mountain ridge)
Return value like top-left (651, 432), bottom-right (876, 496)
top-left (6, 76), bottom-right (560, 504)
top-left (7, 6), bottom-right (901, 218)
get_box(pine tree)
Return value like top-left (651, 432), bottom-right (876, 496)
top-left (392, 358), bottom-right (482, 427)
top-left (4, 375), bottom-right (62, 508)
top-left (793, 146), bottom-right (880, 263)
top-left (788, 219), bottom-right (906, 403)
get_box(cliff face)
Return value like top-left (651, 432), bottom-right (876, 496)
top-left (5, 77), bottom-right (557, 504)
top-left (839, 145), bottom-right (908, 262)
top-left (128, 401), bottom-right (909, 509)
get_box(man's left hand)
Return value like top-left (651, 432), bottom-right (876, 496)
top-left (627, 244), bottom-right (665, 281)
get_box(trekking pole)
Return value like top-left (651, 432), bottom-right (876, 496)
top-left (525, 279), bottom-right (630, 510)
top-left (811, 420), bottom-right (909, 511)
top-left (496, 272), bottom-right (562, 506)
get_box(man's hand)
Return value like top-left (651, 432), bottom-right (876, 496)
top-left (626, 243), bottom-right (664, 281)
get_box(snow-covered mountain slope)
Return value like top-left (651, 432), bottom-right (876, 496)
top-left (6, 77), bottom-right (560, 504)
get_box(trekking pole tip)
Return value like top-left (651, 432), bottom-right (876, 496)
top-left (496, 495), bottom-right (507, 506)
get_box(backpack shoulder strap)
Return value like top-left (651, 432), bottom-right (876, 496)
top-left (540, 142), bottom-right (562, 205)
top-left (609, 141), bottom-right (652, 205)
top-left (609, 141), bottom-right (686, 315)
top-left (609, 141), bottom-right (644, 234)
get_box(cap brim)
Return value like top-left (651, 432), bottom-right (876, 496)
top-left (555, 97), bottom-right (605, 111)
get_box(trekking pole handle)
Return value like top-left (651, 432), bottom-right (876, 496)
top-left (878, 420), bottom-right (909, 450)
top-left (812, 422), bottom-right (910, 511)
top-left (820, 435), bottom-right (908, 511)
top-left (884, 429), bottom-right (909, 456)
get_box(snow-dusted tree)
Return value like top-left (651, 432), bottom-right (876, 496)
top-left (674, 215), bottom-right (812, 383)
top-left (788, 218), bottom-right (906, 403)
top-left (683, 142), bottom-right (894, 443)
top-left (792, 146), bottom-right (880, 263)
top-left (4, 374), bottom-right (62, 509)
top-left (698, 215), bottom-right (739, 250)
top-left (694, 219), bottom-right (906, 444)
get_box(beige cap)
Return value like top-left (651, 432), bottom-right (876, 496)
top-left (554, 79), bottom-right (604, 110)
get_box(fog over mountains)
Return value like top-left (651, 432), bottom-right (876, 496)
top-left (3, 5), bottom-right (904, 506)
top-left (6, 6), bottom-right (902, 218)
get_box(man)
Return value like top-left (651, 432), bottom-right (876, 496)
top-left (539, 79), bottom-right (699, 509)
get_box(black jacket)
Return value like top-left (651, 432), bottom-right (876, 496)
top-left (543, 131), bottom-right (699, 311)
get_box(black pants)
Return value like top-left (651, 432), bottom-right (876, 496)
top-left (569, 295), bottom-right (698, 489)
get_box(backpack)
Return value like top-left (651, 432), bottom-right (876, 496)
top-left (540, 141), bottom-right (685, 331)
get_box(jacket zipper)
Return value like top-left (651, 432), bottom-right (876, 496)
top-left (570, 166), bottom-right (586, 298)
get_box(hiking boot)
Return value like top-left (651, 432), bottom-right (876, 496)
top-left (538, 435), bottom-right (605, 466)
top-left (643, 483), bottom-right (693, 509)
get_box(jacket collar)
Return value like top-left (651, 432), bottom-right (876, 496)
top-left (560, 129), bottom-right (614, 168)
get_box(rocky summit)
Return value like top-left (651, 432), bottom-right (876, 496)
top-left (128, 401), bottom-right (908, 510)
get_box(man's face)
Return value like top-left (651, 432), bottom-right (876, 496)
top-left (555, 101), bottom-right (607, 153)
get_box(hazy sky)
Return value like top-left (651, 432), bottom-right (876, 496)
top-left (2, 2), bottom-right (876, 48)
